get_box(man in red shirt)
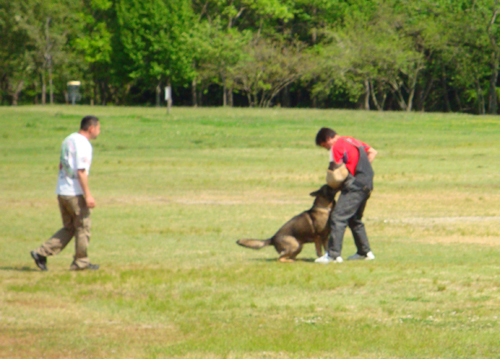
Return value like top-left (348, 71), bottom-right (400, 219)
top-left (314, 127), bottom-right (377, 263)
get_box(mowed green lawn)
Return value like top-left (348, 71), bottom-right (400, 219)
top-left (1, 105), bottom-right (499, 358)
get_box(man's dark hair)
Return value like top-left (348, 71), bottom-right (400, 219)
top-left (80, 116), bottom-right (99, 131)
top-left (315, 127), bottom-right (337, 146)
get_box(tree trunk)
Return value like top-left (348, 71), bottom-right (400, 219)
top-left (166, 80), bottom-right (172, 114)
top-left (101, 80), bottom-right (107, 105)
top-left (222, 77), bottom-right (227, 107)
top-left (312, 7), bottom-right (317, 44)
top-left (390, 81), bottom-right (407, 110)
top-left (442, 69), bottom-right (451, 112)
top-left (454, 90), bottom-right (463, 112)
top-left (0, 78), bottom-right (4, 105)
top-left (364, 79), bottom-right (370, 110)
top-left (33, 80), bottom-right (38, 104)
top-left (406, 68), bottom-right (422, 112)
top-left (487, 6), bottom-right (500, 114)
top-left (93, 81), bottom-right (98, 106)
top-left (45, 17), bottom-right (53, 105)
top-left (477, 80), bottom-right (485, 115)
top-left (418, 76), bottom-right (434, 112)
top-left (252, 89), bottom-right (259, 107)
top-left (115, 83), bottom-right (131, 105)
top-left (488, 59), bottom-right (498, 114)
top-left (407, 89), bottom-right (415, 112)
top-left (227, 87), bottom-right (233, 107)
top-left (40, 72), bottom-right (46, 105)
top-left (258, 90), bottom-right (265, 107)
top-left (282, 85), bottom-right (291, 107)
top-left (246, 91), bottom-right (252, 107)
top-left (156, 82), bottom-right (161, 107)
top-left (11, 80), bottom-right (24, 106)
top-left (192, 78), bottom-right (197, 107)
top-left (48, 58), bottom-right (54, 105)
top-left (369, 80), bottom-right (383, 111)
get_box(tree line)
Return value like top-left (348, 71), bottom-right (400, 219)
top-left (2, 0), bottom-right (500, 114)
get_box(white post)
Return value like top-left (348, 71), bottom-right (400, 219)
top-left (165, 85), bottom-right (172, 114)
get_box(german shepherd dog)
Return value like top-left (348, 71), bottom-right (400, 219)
top-left (237, 185), bottom-right (336, 262)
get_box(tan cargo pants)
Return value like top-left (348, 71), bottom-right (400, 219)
top-left (36, 195), bottom-right (91, 269)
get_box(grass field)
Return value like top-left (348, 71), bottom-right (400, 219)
top-left (1, 105), bottom-right (500, 358)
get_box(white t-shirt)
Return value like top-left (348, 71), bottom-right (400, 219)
top-left (56, 132), bottom-right (93, 196)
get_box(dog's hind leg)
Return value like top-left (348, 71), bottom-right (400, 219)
top-left (276, 235), bottom-right (302, 262)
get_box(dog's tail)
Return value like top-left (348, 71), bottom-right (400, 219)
top-left (236, 238), bottom-right (272, 250)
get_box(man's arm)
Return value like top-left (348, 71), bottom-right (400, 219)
top-left (367, 147), bottom-right (377, 163)
top-left (77, 169), bottom-right (95, 208)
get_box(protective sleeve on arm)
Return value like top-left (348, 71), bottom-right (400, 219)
top-left (326, 162), bottom-right (348, 189)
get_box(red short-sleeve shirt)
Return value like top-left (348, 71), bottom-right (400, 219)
top-left (330, 136), bottom-right (371, 175)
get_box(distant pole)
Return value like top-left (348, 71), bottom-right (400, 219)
top-left (165, 85), bottom-right (172, 115)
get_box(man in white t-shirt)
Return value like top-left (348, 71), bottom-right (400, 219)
top-left (31, 116), bottom-right (101, 271)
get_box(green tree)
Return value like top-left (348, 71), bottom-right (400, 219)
top-left (191, 0), bottom-right (294, 106)
top-left (12, 0), bottom-right (77, 105)
top-left (116, 0), bottom-right (195, 108)
top-left (186, 20), bottom-right (251, 106)
top-left (72, 0), bottom-right (115, 105)
top-left (0, 0), bottom-right (33, 105)
top-left (311, 3), bottom-right (424, 111)
top-left (194, 0), bottom-right (292, 31)
top-left (453, 0), bottom-right (500, 114)
top-left (409, 0), bottom-right (500, 114)
top-left (233, 37), bottom-right (307, 107)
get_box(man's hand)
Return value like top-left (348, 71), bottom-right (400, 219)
top-left (367, 148), bottom-right (378, 163)
top-left (77, 169), bottom-right (95, 208)
top-left (85, 194), bottom-right (96, 208)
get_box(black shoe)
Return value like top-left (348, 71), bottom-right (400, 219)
top-left (31, 251), bottom-right (48, 271)
top-left (71, 263), bottom-right (100, 271)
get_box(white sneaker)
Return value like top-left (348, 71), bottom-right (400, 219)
top-left (347, 251), bottom-right (375, 261)
top-left (315, 254), bottom-right (343, 264)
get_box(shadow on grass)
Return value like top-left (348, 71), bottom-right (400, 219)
top-left (249, 258), bottom-right (316, 263)
top-left (0, 266), bottom-right (39, 272)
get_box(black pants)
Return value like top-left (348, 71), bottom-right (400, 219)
top-left (328, 180), bottom-right (371, 259)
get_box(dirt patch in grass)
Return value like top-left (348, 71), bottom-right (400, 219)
top-left (413, 234), bottom-right (500, 246)
top-left (372, 216), bottom-right (500, 245)
top-left (98, 193), bottom-right (307, 207)
top-left (382, 216), bottom-right (500, 225)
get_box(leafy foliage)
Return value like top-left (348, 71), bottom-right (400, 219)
top-left (2, 0), bottom-right (500, 112)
